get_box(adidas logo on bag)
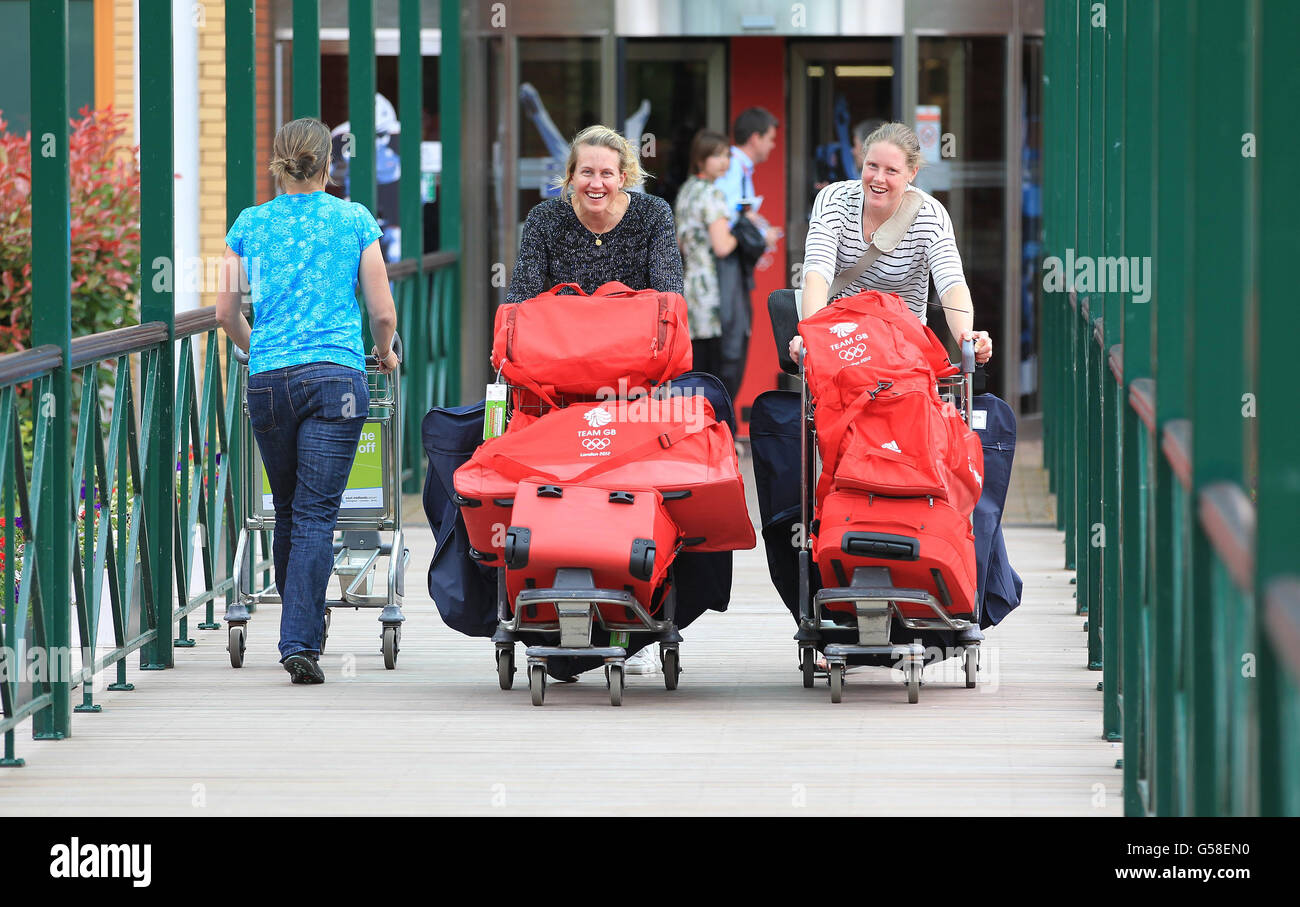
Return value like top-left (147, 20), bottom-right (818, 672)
top-left (881, 440), bottom-right (901, 453)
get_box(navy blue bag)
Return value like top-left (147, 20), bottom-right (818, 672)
top-left (748, 390), bottom-right (1023, 631)
top-left (421, 402), bottom-right (498, 638)
top-left (654, 371), bottom-right (736, 622)
top-left (750, 390), bottom-right (809, 617)
top-left (971, 394), bottom-right (1023, 627)
top-left (421, 372), bottom-right (739, 642)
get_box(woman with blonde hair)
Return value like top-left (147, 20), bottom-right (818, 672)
top-left (505, 124), bottom-right (682, 302)
top-left (791, 121), bottom-right (994, 365)
top-left (217, 116), bottom-right (399, 684)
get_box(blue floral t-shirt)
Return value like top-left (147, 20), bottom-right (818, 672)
top-left (225, 191), bottom-right (382, 375)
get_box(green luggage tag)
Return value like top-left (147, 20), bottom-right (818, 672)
top-left (484, 381), bottom-right (507, 440)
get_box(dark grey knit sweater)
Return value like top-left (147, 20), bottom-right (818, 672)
top-left (504, 191), bottom-right (685, 303)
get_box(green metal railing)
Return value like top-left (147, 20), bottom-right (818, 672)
top-left (0, 0), bottom-right (460, 765)
top-left (1044, 0), bottom-right (1300, 815)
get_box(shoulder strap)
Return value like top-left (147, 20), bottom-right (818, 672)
top-left (827, 189), bottom-right (924, 299)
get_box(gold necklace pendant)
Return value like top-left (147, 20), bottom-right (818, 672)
top-left (595, 237), bottom-right (602, 246)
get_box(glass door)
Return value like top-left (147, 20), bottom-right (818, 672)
top-left (622, 40), bottom-right (726, 208)
top-left (787, 40), bottom-right (899, 273)
top-left (915, 36), bottom-right (1008, 396)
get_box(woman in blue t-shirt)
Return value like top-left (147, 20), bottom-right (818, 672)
top-left (216, 117), bottom-right (399, 685)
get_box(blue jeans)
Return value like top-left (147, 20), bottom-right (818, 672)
top-left (247, 363), bottom-right (368, 661)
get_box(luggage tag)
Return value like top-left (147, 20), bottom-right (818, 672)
top-left (971, 409), bottom-right (988, 431)
top-left (484, 378), bottom-right (508, 440)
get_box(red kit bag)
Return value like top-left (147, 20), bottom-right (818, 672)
top-left (491, 281), bottom-right (693, 402)
top-left (504, 481), bottom-right (680, 624)
top-left (813, 490), bottom-right (976, 620)
top-left (453, 395), bottom-right (754, 559)
top-left (823, 391), bottom-right (985, 517)
top-left (797, 290), bottom-right (956, 406)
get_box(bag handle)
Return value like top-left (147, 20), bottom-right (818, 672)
top-left (544, 282), bottom-right (588, 296)
top-left (593, 281), bottom-right (638, 297)
top-left (827, 190), bottom-right (923, 299)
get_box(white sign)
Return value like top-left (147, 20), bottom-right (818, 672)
top-left (915, 106), bottom-right (942, 163)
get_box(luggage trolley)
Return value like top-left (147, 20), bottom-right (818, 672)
top-left (767, 290), bottom-right (982, 704)
top-left (476, 385), bottom-right (687, 707)
top-left (226, 337), bottom-right (408, 669)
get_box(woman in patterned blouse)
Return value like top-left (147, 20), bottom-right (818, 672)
top-left (673, 130), bottom-right (737, 380)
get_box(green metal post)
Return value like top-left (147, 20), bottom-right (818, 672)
top-left (293, 0), bottom-right (320, 119)
top-left (348, 0), bottom-right (376, 214)
top-left (1188, 0), bottom-right (1250, 817)
top-left (1151, 0), bottom-right (1193, 815)
top-left (1257, 0), bottom-right (1300, 818)
top-left (227, 2), bottom-right (257, 216)
top-left (440, 0), bottom-right (462, 403)
top-left (140, 0), bottom-right (175, 671)
top-left (1100, 0), bottom-right (1125, 742)
top-left (29, 0), bottom-right (72, 739)
top-left (398, 0), bottom-right (424, 491)
top-left (1121, 0), bottom-right (1156, 815)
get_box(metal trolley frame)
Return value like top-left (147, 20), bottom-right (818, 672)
top-left (225, 338), bottom-right (408, 669)
top-left (794, 338), bottom-right (982, 704)
top-left (482, 382), bottom-right (687, 707)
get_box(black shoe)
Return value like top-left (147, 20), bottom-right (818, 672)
top-left (284, 653), bottom-right (325, 684)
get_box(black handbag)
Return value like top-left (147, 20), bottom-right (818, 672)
top-left (731, 214), bottom-right (766, 273)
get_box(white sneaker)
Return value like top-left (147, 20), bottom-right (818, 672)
top-left (624, 647), bottom-right (661, 675)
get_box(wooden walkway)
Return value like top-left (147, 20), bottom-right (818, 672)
top-left (0, 443), bottom-right (1120, 816)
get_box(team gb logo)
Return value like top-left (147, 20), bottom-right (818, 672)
top-left (829, 322), bottom-right (858, 339)
top-left (584, 408), bottom-right (613, 428)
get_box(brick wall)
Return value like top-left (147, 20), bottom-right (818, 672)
top-left (111, 0), bottom-right (134, 141)
top-left (198, 1), bottom-right (226, 308)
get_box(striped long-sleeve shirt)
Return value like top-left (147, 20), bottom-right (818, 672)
top-left (802, 181), bottom-right (966, 324)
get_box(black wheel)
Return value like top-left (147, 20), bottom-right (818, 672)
top-left (529, 664), bottom-right (546, 706)
top-left (608, 664), bottom-right (624, 707)
top-left (801, 647), bottom-right (816, 689)
top-left (497, 647), bottom-right (515, 690)
top-left (829, 665), bottom-right (844, 703)
top-left (964, 647), bottom-right (978, 689)
top-left (382, 625), bottom-right (399, 669)
top-left (907, 662), bottom-right (921, 704)
top-left (320, 609), bottom-right (331, 654)
top-left (228, 624), bottom-right (246, 668)
top-left (662, 647), bottom-right (680, 690)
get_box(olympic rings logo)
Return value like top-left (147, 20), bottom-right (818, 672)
top-left (838, 344), bottom-right (868, 362)
top-left (582, 438), bottom-right (612, 451)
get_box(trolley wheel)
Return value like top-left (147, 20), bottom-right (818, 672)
top-left (529, 664), bottom-right (546, 706)
top-left (608, 664), bottom-right (624, 707)
top-left (829, 665), bottom-right (844, 703)
top-left (964, 646), bottom-right (978, 689)
top-left (801, 647), bottom-right (816, 689)
top-left (382, 625), bottom-right (399, 670)
top-left (320, 609), bottom-right (331, 654)
top-left (497, 647), bottom-right (515, 690)
top-left (907, 662), bottom-right (921, 704)
top-left (228, 624), bottom-right (246, 669)
top-left (662, 647), bottom-right (680, 691)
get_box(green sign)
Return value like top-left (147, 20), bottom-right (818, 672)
top-left (262, 421), bottom-right (384, 510)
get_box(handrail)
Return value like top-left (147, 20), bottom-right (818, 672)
top-left (1129, 378), bottom-right (1156, 434)
top-left (1265, 576), bottom-right (1300, 684)
top-left (0, 344), bottom-right (63, 386)
top-left (385, 249), bottom-right (458, 280)
top-left (176, 306), bottom-right (220, 339)
top-left (1161, 418), bottom-right (1192, 490)
top-left (1198, 482), bottom-right (1256, 593)
top-left (1108, 344), bottom-right (1123, 384)
top-left (68, 322), bottom-right (169, 368)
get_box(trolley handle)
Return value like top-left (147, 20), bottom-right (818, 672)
top-left (960, 337), bottom-right (976, 375)
top-left (368, 332), bottom-right (404, 367)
